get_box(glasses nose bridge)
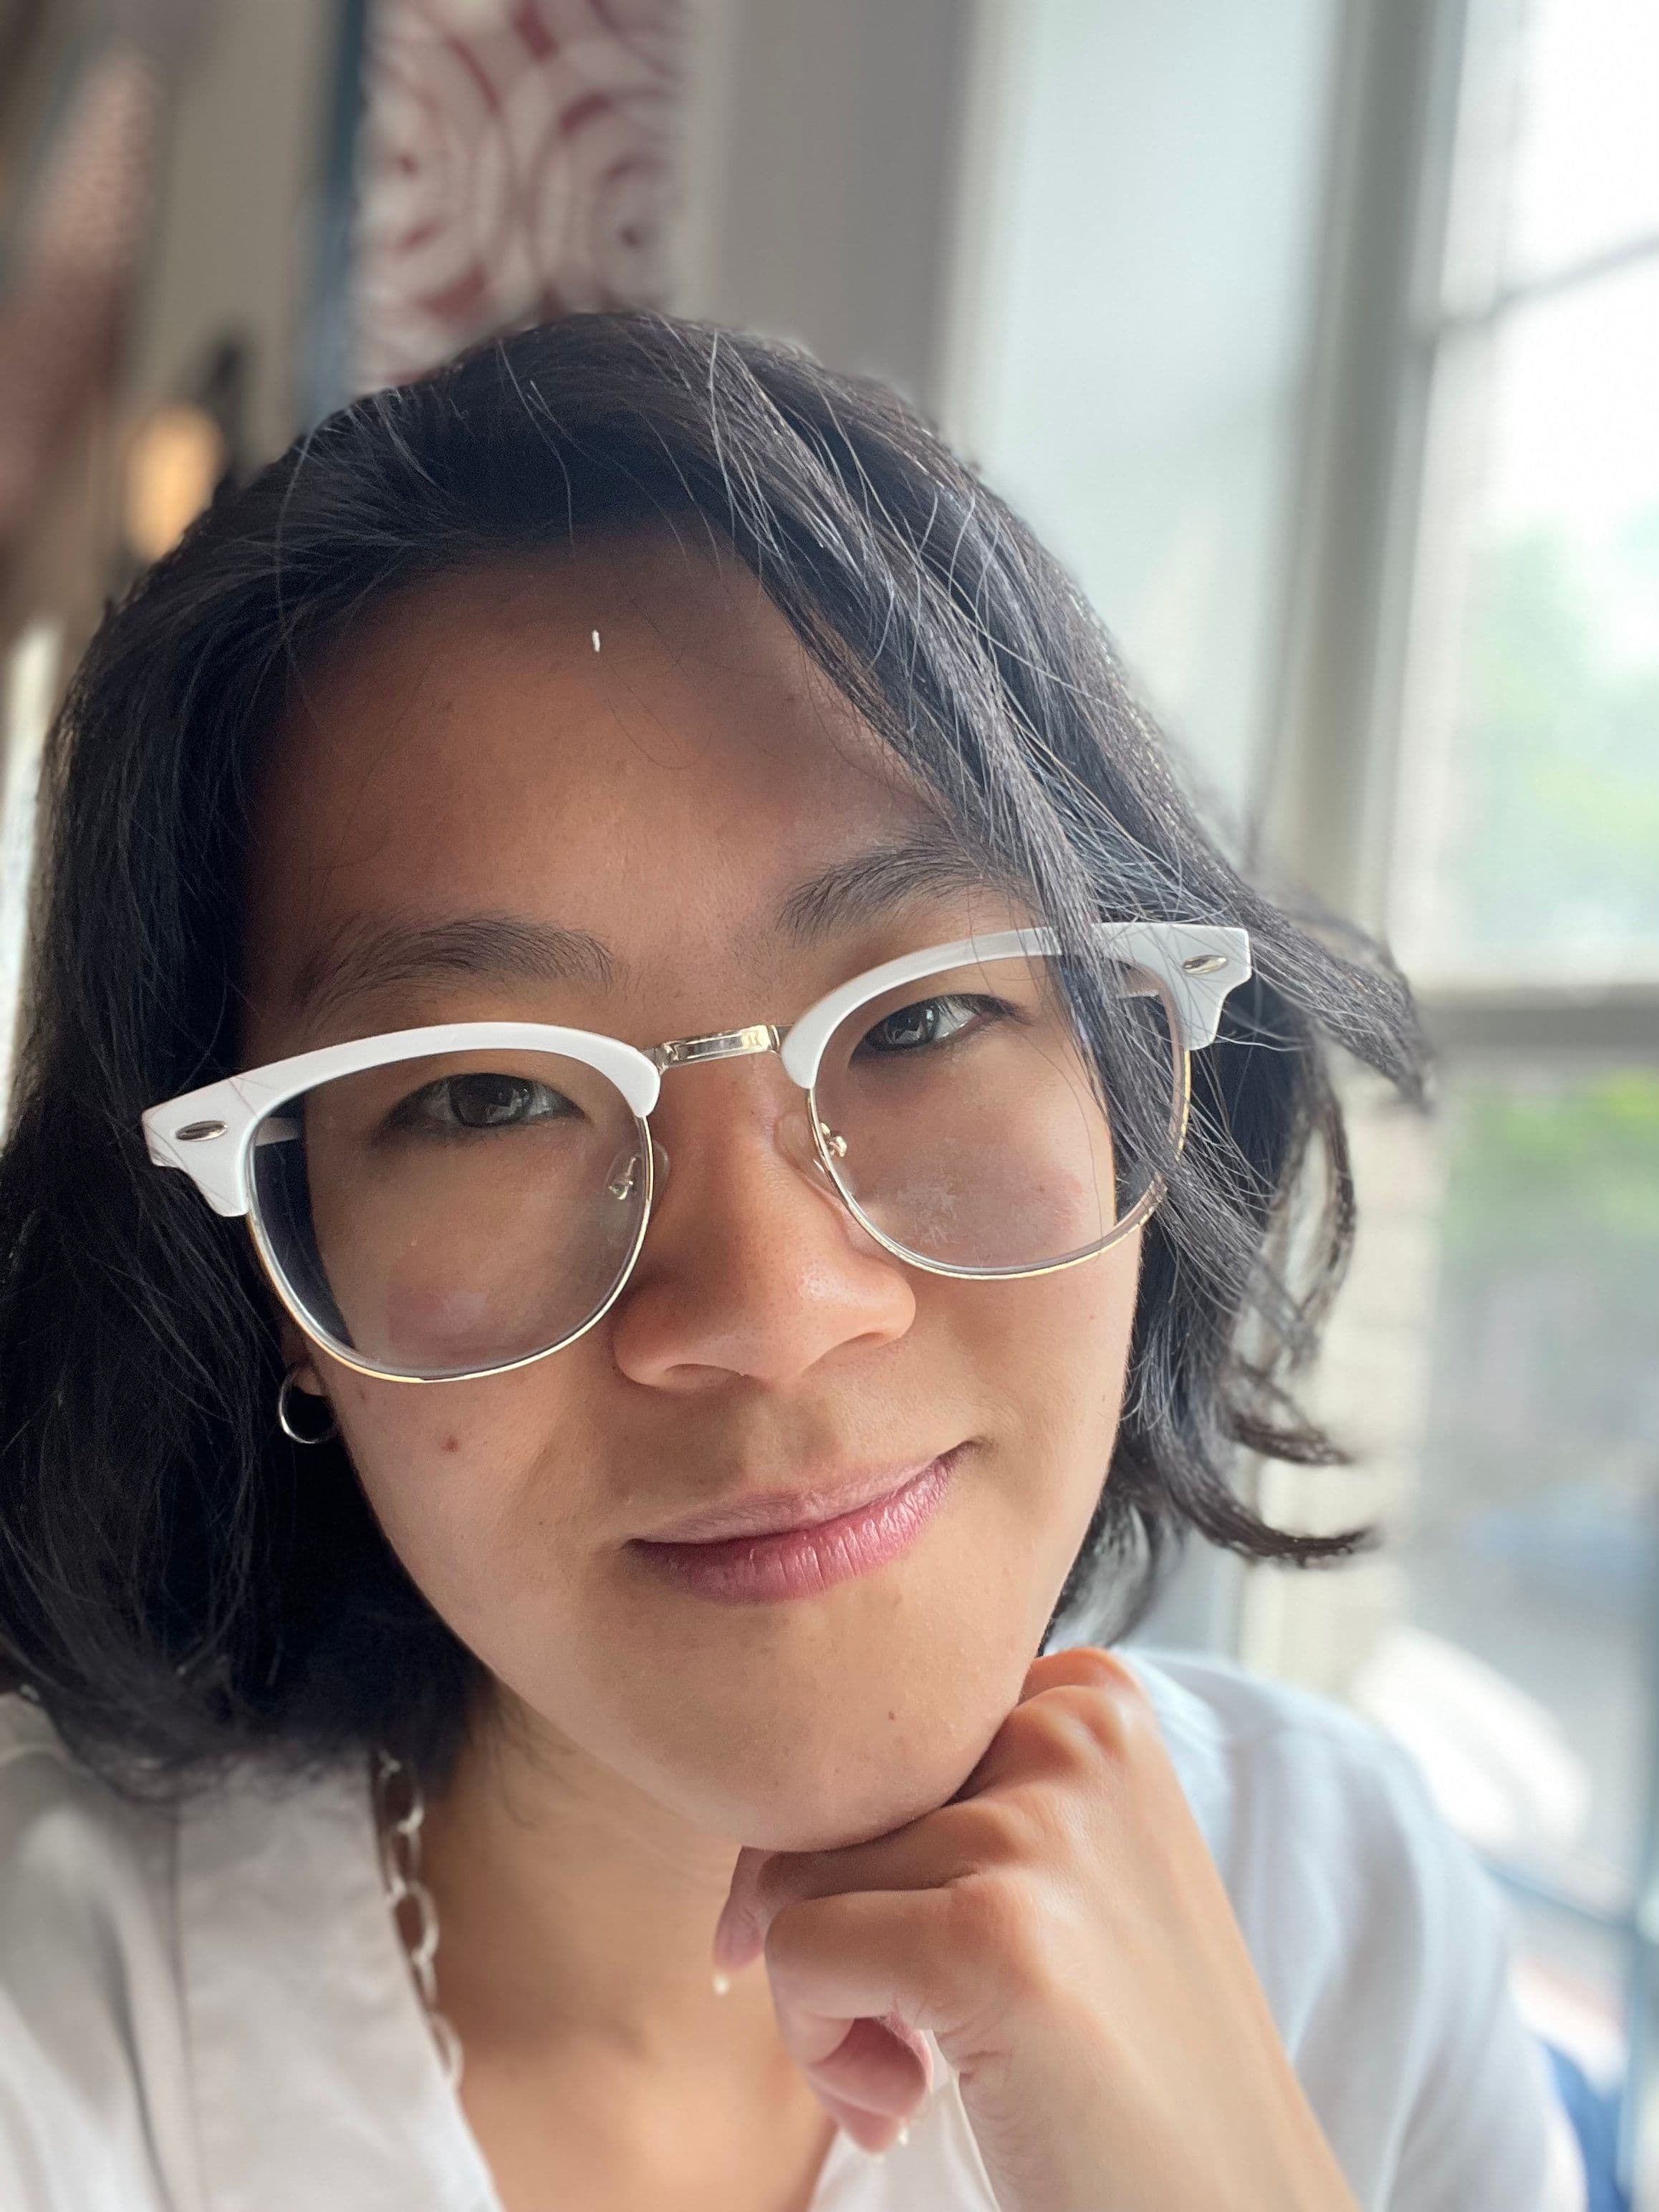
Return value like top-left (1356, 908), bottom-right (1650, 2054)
top-left (643, 1020), bottom-right (840, 1187)
top-left (646, 1021), bottom-right (792, 1081)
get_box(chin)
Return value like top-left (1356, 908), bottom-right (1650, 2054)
top-left (628, 1673), bottom-right (1019, 1853)
top-left (684, 1770), bottom-right (963, 1856)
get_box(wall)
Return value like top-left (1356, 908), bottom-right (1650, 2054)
top-left (126, 0), bottom-right (337, 461)
top-left (673, 0), bottom-right (972, 410)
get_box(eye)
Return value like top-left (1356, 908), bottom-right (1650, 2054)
top-left (390, 1073), bottom-right (577, 1133)
top-left (858, 994), bottom-right (998, 1055)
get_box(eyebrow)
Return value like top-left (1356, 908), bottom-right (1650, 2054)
top-left (288, 825), bottom-right (1006, 1027)
top-left (776, 824), bottom-right (1007, 946)
top-left (289, 914), bottom-right (618, 1029)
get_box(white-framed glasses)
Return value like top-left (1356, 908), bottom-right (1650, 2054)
top-left (142, 922), bottom-right (1251, 1384)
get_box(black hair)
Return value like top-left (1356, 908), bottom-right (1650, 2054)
top-left (0, 311), bottom-right (1425, 1792)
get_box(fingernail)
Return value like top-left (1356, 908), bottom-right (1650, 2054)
top-left (711, 1971), bottom-right (731, 1996)
top-left (896, 2126), bottom-right (910, 2147)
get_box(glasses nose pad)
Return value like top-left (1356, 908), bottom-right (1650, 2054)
top-left (778, 1105), bottom-right (836, 1182)
top-left (815, 1119), bottom-right (849, 1164)
top-left (605, 1138), bottom-right (670, 1204)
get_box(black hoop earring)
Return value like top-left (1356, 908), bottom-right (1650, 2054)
top-left (278, 1365), bottom-right (339, 1446)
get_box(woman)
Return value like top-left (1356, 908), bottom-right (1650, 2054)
top-left (0, 314), bottom-right (1580, 2211)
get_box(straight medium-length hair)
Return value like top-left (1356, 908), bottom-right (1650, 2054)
top-left (0, 312), bottom-right (1424, 1793)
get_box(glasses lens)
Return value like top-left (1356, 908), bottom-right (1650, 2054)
top-left (810, 951), bottom-right (1180, 1273)
top-left (249, 1049), bottom-right (648, 1379)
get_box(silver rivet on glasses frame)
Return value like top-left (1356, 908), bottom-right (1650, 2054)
top-left (1181, 953), bottom-right (1229, 974)
top-left (175, 1120), bottom-right (226, 1142)
top-left (817, 1123), bottom-right (849, 1158)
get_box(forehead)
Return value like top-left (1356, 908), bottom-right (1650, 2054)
top-left (244, 534), bottom-right (948, 1002)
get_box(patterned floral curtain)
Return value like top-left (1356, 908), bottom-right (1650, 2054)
top-left (350, 0), bottom-right (683, 395)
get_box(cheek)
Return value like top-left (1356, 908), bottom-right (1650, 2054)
top-left (321, 1357), bottom-right (590, 1628)
top-left (950, 1234), bottom-right (1141, 1562)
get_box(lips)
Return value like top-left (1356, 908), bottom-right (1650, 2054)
top-left (629, 1448), bottom-right (963, 1605)
top-left (634, 1451), bottom-right (963, 1544)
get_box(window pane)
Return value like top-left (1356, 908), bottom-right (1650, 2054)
top-left (1359, 1065), bottom-right (1659, 1911)
top-left (1508, 1898), bottom-right (1630, 2106)
top-left (1394, 261), bottom-right (1659, 981)
top-left (1239, 1063), bottom-right (1658, 2168)
top-left (1504, 0), bottom-right (1659, 289)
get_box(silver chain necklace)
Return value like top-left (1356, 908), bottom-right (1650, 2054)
top-left (374, 1749), bottom-right (465, 2090)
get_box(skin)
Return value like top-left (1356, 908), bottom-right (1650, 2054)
top-left (241, 532), bottom-right (1357, 2212)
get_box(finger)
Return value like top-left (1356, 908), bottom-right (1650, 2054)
top-left (714, 1653), bottom-right (1148, 1975)
top-left (762, 1894), bottom-right (942, 2142)
top-left (713, 1791), bottom-right (1026, 1975)
top-left (766, 1971), bottom-right (937, 2107)
top-left (804, 2013), bottom-right (933, 2120)
top-left (954, 1643), bottom-right (1153, 1798)
top-left (1018, 1642), bottom-right (1138, 1703)
top-left (814, 2084), bottom-right (913, 2157)
top-left (713, 1845), bottom-right (771, 1974)
top-left (764, 1885), bottom-right (963, 2058)
top-left (716, 1872), bottom-right (942, 2150)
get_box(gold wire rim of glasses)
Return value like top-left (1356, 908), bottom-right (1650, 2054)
top-left (244, 1115), bottom-right (660, 1388)
top-left (805, 1024), bottom-right (1192, 1283)
top-left (244, 1029), bottom-right (1193, 1386)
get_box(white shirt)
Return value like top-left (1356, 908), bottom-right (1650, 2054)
top-left (0, 1649), bottom-right (1585, 2211)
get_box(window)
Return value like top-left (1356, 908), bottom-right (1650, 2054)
top-left (940, 1), bottom-right (1659, 2191)
top-left (1391, 0), bottom-right (1659, 984)
top-left (941, 1), bottom-right (1656, 2180)
top-left (1243, 0), bottom-right (1659, 2191)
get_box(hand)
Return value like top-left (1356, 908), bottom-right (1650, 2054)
top-left (712, 1645), bottom-right (1361, 2212)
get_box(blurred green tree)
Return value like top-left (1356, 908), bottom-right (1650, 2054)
top-left (1442, 516), bottom-right (1659, 966)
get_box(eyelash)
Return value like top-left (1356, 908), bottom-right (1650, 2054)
top-left (857, 994), bottom-right (1007, 1056)
top-left (385, 1074), bottom-right (576, 1136)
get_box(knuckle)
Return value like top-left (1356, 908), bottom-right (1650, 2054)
top-left (1062, 1644), bottom-right (1133, 1691)
top-left (761, 1895), bottom-right (816, 1971)
top-left (1022, 1691), bottom-right (1118, 1773)
top-left (1023, 1670), bottom-right (1158, 1773)
top-left (749, 1861), bottom-right (787, 1917)
top-left (1102, 1672), bottom-right (1163, 1761)
top-left (946, 1869), bottom-right (1043, 1976)
top-left (941, 1797), bottom-right (1030, 1870)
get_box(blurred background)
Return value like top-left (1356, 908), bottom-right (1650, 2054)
top-left (1, 0), bottom-right (1655, 2198)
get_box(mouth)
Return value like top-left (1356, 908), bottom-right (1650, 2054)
top-left (628, 1446), bottom-right (966, 1605)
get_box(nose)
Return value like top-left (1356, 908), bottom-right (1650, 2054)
top-left (607, 1065), bottom-right (916, 1391)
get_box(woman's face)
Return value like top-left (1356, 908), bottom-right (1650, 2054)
top-left (242, 535), bottom-right (1141, 1852)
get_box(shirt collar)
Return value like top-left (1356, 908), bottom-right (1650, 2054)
top-left (178, 1751), bottom-right (501, 2212)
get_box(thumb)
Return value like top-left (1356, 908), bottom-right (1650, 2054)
top-left (712, 1845), bottom-right (770, 1976)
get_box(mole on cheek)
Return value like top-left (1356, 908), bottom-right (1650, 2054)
top-left (441, 1435), bottom-right (461, 1455)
